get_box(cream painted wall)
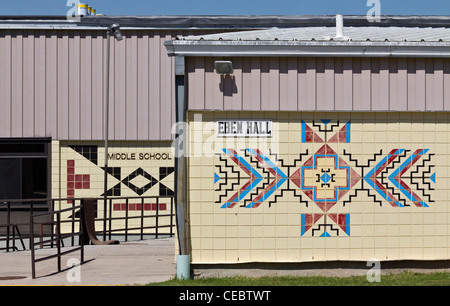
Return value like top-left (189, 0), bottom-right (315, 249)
top-left (52, 140), bottom-right (175, 234)
top-left (187, 111), bottom-right (446, 263)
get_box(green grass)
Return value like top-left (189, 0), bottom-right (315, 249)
top-left (147, 271), bottom-right (450, 286)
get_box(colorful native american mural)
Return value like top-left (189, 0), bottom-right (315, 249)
top-left (214, 120), bottom-right (435, 238)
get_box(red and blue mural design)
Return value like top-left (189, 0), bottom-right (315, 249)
top-left (214, 120), bottom-right (435, 238)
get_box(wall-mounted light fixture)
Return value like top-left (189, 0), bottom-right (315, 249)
top-left (108, 23), bottom-right (123, 41)
top-left (214, 61), bottom-right (233, 75)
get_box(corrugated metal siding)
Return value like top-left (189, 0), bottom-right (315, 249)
top-left (0, 29), bottom-right (213, 141)
top-left (186, 56), bottom-right (450, 112)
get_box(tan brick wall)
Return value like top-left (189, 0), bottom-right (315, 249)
top-left (52, 141), bottom-right (174, 234)
top-left (188, 111), bottom-right (446, 263)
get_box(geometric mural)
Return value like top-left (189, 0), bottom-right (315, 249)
top-left (214, 119), bottom-right (435, 238)
top-left (66, 144), bottom-right (174, 211)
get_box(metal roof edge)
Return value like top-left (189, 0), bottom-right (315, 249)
top-left (164, 40), bottom-right (450, 58)
top-left (0, 15), bottom-right (449, 30)
top-left (80, 15), bottom-right (450, 28)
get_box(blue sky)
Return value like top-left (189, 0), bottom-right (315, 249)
top-left (2, 0), bottom-right (450, 16)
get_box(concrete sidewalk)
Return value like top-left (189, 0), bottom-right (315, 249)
top-left (0, 238), bottom-right (176, 286)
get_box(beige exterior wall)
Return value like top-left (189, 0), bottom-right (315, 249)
top-left (51, 140), bottom-right (175, 233)
top-left (187, 111), bottom-right (446, 263)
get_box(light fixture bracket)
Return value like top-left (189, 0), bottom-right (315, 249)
top-left (214, 61), bottom-right (233, 75)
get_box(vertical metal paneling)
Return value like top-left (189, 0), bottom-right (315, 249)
top-left (207, 57), bottom-right (223, 110)
top-left (324, 58), bottom-right (335, 111)
top-left (11, 31), bottom-right (23, 137)
top-left (316, 58), bottom-right (335, 111)
top-left (160, 32), bottom-right (174, 140)
top-left (340, 58), bottom-right (354, 111)
top-left (23, 32), bottom-right (35, 137)
top-left (57, 30), bottom-right (69, 139)
top-left (149, 31), bottom-right (161, 140)
top-left (114, 32), bottom-right (126, 140)
top-left (279, 57), bottom-right (297, 111)
top-left (351, 58), bottom-right (362, 111)
top-left (186, 56), bottom-right (450, 113)
top-left (0, 31), bottom-right (11, 137)
top-left (34, 31), bottom-right (46, 137)
top-left (261, 58), bottom-right (280, 111)
top-left (193, 57), bottom-right (205, 110)
top-left (389, 58), bottom-right (408, 111)
top-left (224, 57), bottom-right (242, 111)
top-left (358, 58), bottom-right (372, 111)
top-left (260, 58), bottom-right (271, 111)
top-left (186, 55), bottom-right (197, 111)
top-left (68, 31), bottom-right (80, 139)
top-left (2, 28), bottom-right (450, 142)
top-left (249, 57), bottom-right (261, 110)
top-left (137, 31), bottom-right (149, 140)
top-left (45, 31), bottom-right (58, 137)
top-left (286, 58), bottom-right (299, 111)
top-left (426, 58), bottom-right (444, 111)
top-left (241, 58), bottom-right (253, 110)
top-left (303, 57), bottom-right (317, 111)
top-left (0, 29), bottom-right (181, 141)
top-left (126, 31), bottom-right (138, 140)
top-left (80, 31), bottom-right (92, 140)
top-left (444, 59), bottom-right (450, 111)
top-left (412, 58), bottom-right (427, 111)
top-left (371, 58), bottom-right (390, 111)
top-left (334, 58), bottom-right (344, 111)
top-left (91, 32), bottom-right (104, 140)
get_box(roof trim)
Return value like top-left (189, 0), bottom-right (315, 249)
top-left (164, 40), bottom-right (450, 58)
top-left (0, 15), bottom-right (450, 30)
top-left (80, 15), bottom-right (450, 28)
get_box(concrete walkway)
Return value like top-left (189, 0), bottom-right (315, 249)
top-left (0, 238), bottom-right (176, 286)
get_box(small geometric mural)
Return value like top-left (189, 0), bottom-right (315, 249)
top-left (214, 119), bottom-right (435, 238)
top-left (301, 120), bottom-right (351, 143)
top-left (294, 144), bottom-right (361, 210)
top-left (66, 144), bottom-right (174, 211)
top-left (358, 149), bottom-right (434, 208)
top-left (301, 213), bottom-right (350, 237)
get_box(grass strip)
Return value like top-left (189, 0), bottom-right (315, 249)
top-left (147, 271), bottom-right (450, 286)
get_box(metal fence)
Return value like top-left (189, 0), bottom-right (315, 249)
top-left (30, 203), bottom-right (85, 279)
top-left (0, 195), bottom-right (175, 252)
top-left (102, 195), bottom-right (175, 241)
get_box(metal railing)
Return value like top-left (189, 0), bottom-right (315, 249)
top-left (30, 204), bottom-right (85, 279)
top-left (0, 200), bottom-right (49, 252)
top-left (103, 195), bottom-right (175, 241)
top-left (0, 195), bottom-right (175, 252)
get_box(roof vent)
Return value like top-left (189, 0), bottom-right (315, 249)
top-left (335, 14), bottom-right (344, 39)
top-left (334, 14), bottom-right (349, 41)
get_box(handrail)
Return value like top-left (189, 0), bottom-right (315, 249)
top-left (1, 195), bottom-right (175, 279)
top-left (30, 204), bottom-right (85, 279)
top-left (1, 195), bottom-right (175, 252)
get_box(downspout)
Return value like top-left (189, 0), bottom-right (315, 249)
top-left (174, 55), bottom-right (191, 280)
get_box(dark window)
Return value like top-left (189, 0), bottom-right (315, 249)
top-left (0, 143), bottom-right (46, 154)
top-left (0, 158), bottom-right (21, 199)
top-left (0, 139), bottom-right (50, 201)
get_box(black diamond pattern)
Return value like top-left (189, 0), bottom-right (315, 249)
top-left (121, 168), bottom-right (158, 196)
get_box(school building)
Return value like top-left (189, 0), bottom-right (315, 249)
top-left (1, 14), bottom-right (450, 275)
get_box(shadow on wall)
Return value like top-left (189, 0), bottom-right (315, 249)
top-left (192, 260), bottom-right (450, 278)
top-left (219, 75), bottom-right (238, 96)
